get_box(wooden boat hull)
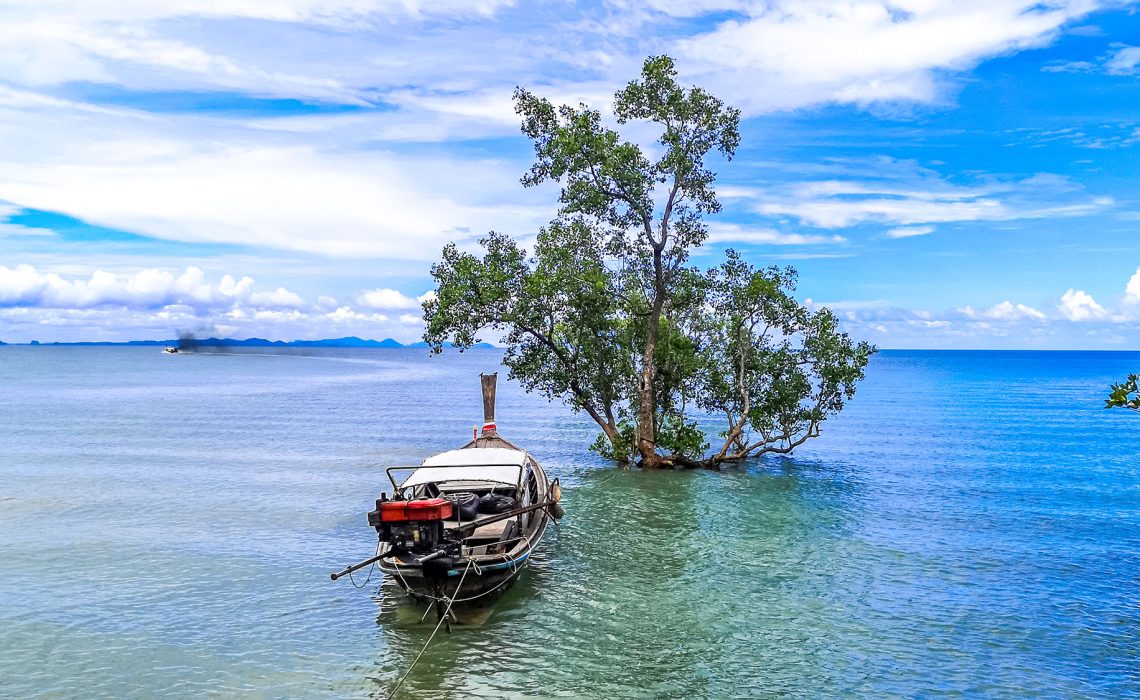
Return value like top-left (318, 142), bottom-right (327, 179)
top-left (341, 373), bottom-right (560, 612)
top-left (378, 513), bottom-right (548, 606)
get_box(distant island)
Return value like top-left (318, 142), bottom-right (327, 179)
top-left (4, 336), bottom-right (495, 349)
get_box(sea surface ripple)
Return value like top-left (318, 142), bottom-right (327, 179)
top-left (0, 347), bottom-right (1137, 698)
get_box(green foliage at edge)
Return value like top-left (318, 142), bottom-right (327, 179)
top-left (1106, 374), bottom-right (1140, 412)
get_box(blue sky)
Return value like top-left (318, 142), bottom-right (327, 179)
top-left (0, 0), bottom-right (1139, 348)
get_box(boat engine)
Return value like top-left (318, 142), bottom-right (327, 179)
top-left (367, 495), bottom-right (453, 555)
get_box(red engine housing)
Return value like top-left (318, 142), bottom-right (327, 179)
top-left (377, 497), bottom-right (452, 523)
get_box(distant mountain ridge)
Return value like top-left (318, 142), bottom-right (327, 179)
top-left (6, 336), bottom-right (495, 348)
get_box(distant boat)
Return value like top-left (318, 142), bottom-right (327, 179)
top-left (332, 373), bottom-right (562, 617)
top-left (162, 347), bottom-right (180, 354)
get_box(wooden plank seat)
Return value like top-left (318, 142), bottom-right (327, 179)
top-left (450, 518), bottom-right (520, 555)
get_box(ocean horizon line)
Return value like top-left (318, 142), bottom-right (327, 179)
top-left (1, 338), bottom-right (1138, 353)
top-left (0, 336), bottom-right (493, 349)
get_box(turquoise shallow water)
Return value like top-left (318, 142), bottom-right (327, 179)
top-left (0, 347), bottom-right (1137, 698)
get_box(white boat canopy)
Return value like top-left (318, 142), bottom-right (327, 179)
top-left (399, 447), bottom-right (528, 488)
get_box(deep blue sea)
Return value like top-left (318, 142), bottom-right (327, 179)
top-left (0, 347), bottom-right (1137, 698)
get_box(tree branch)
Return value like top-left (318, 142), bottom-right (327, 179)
top-left (516, 323), bottom-right (615, 439)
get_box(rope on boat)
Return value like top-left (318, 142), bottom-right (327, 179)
top-left (387, 511), bottom-right (549, 609)
top-left (388, 521), bottom-right (540, 603)
top-left (386, 559), bottom-right (475, 700)
top-left (392, 553), bottom-right (526, 606)
top-left (348, 538), bottom-right (383, 589)
top-left (393, 561), bottom-right (412, 591)
top-left (381, 512), bottom-right (553, 695)
top-left (390, 549), bottom-right (529, 606)
top-left (450, 567), bottom-right (523, 603)
top-left (445, 524), bottom-right (541, 604)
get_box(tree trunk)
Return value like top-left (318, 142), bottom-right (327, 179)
top-left (636, 350), bottom-right (659, 467)
top-left (636, 248), bottom-right (667, 468)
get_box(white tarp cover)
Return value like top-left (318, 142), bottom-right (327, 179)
top-left (422, 448), bottom-right (527, 467)
top-left (399, 448), bottom-right (527, 488)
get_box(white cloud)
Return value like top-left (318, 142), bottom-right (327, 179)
top-left (0, 114), bottom-right (548, 259)
top-left (0, 263), bottom-right (264, 310)
top-left (1042, 59), bottom-right (1096, 73)
top-left (639, 0), bottom-right (750, 19)
top-left (886, 225), bottom-right (934, 238)
top-left (325, 305), bottom-right (387, 323)
top-left (705, 223), bottom-right (846, 245)
top-left (0, 4), bottom-right (1118, 266)
top-left (249, 287), bottom-right (305, 308)
top-left (9, 266), bottom-right (1140, 348)
top-left (1120, 268), bottom-right (1140, 318)
top-left (0, 264), bottom-right (48, 306)
top-left (253, 309), bottom-right (304, 321)
top-left (0, 301), bottom-right (429, 344)
top-left (0, 1), bottom-right (513, 26)
top-left (0, 0), bottom-right (1109, 121)
top-left (718, 266), bottom-right (1140, 349)
top-left (0, 200), bottom-right (56, 236)
top-left (808, 299), bottom-right (890, 311)
top-left (1042, 44), bottom-right (1140, 78)
top-left (218, 274), bottom-right (255, 299)
top-left (744, 161), bottom-right (1111, 229)
top-left (677, 1), bottom-right (1098, 113)
top-left (357, 288), bottom-right (421, 310)
top-left (1124, 267), bottom-right (1140, 300)
top-left (0, 222), bottom-right (55, 237)
top-left (0, 1), bottom-right (516, 97)
top-left (1058, 288), bottom-right (1106, 321)
top-left (960, 300), bottom-right (1047, 321)
top-left (0, 1), bottom-right (1129, 348)
top-left (1105, 45), bottom-right (1140, 75)
top-left (384, 88), bottom-right (520, 128)
top-left (0, 5), bottom-right (574, 262)
top-left (0, 262), bottom-right (454, 341)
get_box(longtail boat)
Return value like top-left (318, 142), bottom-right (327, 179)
top-left (332, 373), bottom-right (562, 615)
